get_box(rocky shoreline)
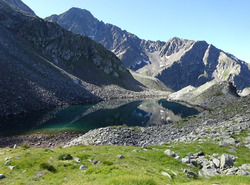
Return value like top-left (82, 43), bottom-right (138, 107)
top-left (64, 93), bottom-right (250, 148)
top-left (0, 132), bottom-right (83, 148)
top-left (64, 114), bottom-right (250, 148)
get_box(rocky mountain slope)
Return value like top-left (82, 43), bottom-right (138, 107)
top-left (46, 8), bottom-right (250, 91)
top-left (2, 0), bottom-right (35, 15)
top-left (0, 0), bottom-right (154, 117)
top-left (129, 70), bottom-right (173, 91)
top-left (168, 81), bottom-right (239, 106)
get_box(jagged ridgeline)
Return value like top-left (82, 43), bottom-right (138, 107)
top-left (46, 8), bottom-right (250, 91)
top-left (0, 0), bottom-right (145, 117)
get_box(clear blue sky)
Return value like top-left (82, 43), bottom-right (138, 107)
top-left (22, 0), bottom-right (250, 63)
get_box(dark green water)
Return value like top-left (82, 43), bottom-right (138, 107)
top-left (0, 99), bottom-right (199, 135)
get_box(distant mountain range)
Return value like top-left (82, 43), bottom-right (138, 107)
top-left (0, 0), bottom-right (145, 116)
top-left (46, 8), bottom-right (250, 91)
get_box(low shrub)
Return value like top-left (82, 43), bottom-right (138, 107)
top-left (58, 153), bottom-right (73, 160)
top-left (40, 163), bottom-right (56, 173)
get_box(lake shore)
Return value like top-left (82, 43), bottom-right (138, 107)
top-left (0, 132), bottom-right (83, 148)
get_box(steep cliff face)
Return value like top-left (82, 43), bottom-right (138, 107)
top-left (46, 8), bottom-right (250, 91)
top-left (0, 0), bottom-right (144, 117)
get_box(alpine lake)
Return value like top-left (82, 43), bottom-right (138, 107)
top-left (0, 99), bottom-right (199, 136)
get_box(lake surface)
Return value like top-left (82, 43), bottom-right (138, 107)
top-left (0, 99), bottom-right (199, 135)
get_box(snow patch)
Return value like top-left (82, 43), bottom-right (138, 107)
top-left (136, 61), bottom-right (142, 65)
top-left (144, 113), bottom-right (152, 118)
top-left (136, 60), bottom-right (151, 65)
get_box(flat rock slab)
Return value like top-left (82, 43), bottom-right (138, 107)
top-left (219, 138), bottom-right (235, 146)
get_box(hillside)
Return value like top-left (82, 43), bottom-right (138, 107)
top-left (2, 0), bottom-right (35, 15)
top-left (129, 70), bottom-right (173, 92)
top-left (46, 8), bottom-right (250, 91)
top-left (0, 0), bottom-right (150, 117)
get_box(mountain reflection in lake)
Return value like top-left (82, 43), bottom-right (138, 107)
top-left (0, 99), bottom-right (199, 135)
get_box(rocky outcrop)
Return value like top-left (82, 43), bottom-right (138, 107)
top-left (46, 8), bottom-right (250, 91)
top-left (0, 0), bottom-right (147, 117)
top-left (165, 150), bottom-right (250, 178)
top-left (168, 81), bottom-right (240, 107)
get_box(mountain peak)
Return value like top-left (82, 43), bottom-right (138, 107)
top-left (46, 8), bottom-right (250, 91)
top-left (68, 7), bottom-right (90, 13)
top-left (62, 7), bottom-right (94, 19)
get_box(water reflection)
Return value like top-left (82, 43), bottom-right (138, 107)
top-left (0, 99), bottom-right (199, 135)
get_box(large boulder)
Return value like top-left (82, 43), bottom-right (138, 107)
top-left (164, 149), bottom-right (176, 157)
top-left (220, 154), bottom-right (234, 169)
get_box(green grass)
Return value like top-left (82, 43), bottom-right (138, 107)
top-left (0, 140), bottom-right (249, 185)
top-left (133, 75), bottom-right (173, 92)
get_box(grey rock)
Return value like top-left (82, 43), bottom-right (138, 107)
top-left (212, 153), bottom-right (219, 157)
top-left (245, 144), bottom-right (250, 149)
top-left (236, 143), bottom-right (243, 147)
top-left (243, 136), bottom-right (250, 143)
top-left (5, 160), bottom-right (11, 166)
top-left (199, 166), bottom-right (220, 178)
top-left (241, 164), bottom-right (250, 170)
top-left (164, 149), bottom-right (176, 157)
top-left (181, 156), bottom-right (190, 163)
top-left (196, 151), bottom-right (205, 156)
top-left (224, 167), bottom-right (239, 175)
top-left (15, 155), bottom-right (21, 159)
top-left (226, 148), bottom-right (236, 153)
top-left (190, 159), bottom-right (198, 167)
top-left (220, 154), bottom-right (234, 169)
top-left (8, 166), bottom-right (16, 170)
top-left (92, 160), bottom-right (98, 165)
top-left (132, 149), bottom-right (139, 152)
top-left (161, 171), bottom-right (172, 179)
top-left (174, 155), bottom-right (181, 161)
top-left (116, 155), bottom-right (124, 159)
top-left (73, 157), bottom-right (81, 163)
top-left (212, 158), bottom-right (220, 168)
top-left (5, 157), bottom-right (11, 161)
top-left (236, 168), bottom-right (250, 176)
top-left (0, 174), bottom-right (4, 179)
top-left (219, 138), bottom-right (235, 146)
top-left (184, 169), bottom-right (198, 179)
top-left (79, 165), bottom-right (88, 170)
